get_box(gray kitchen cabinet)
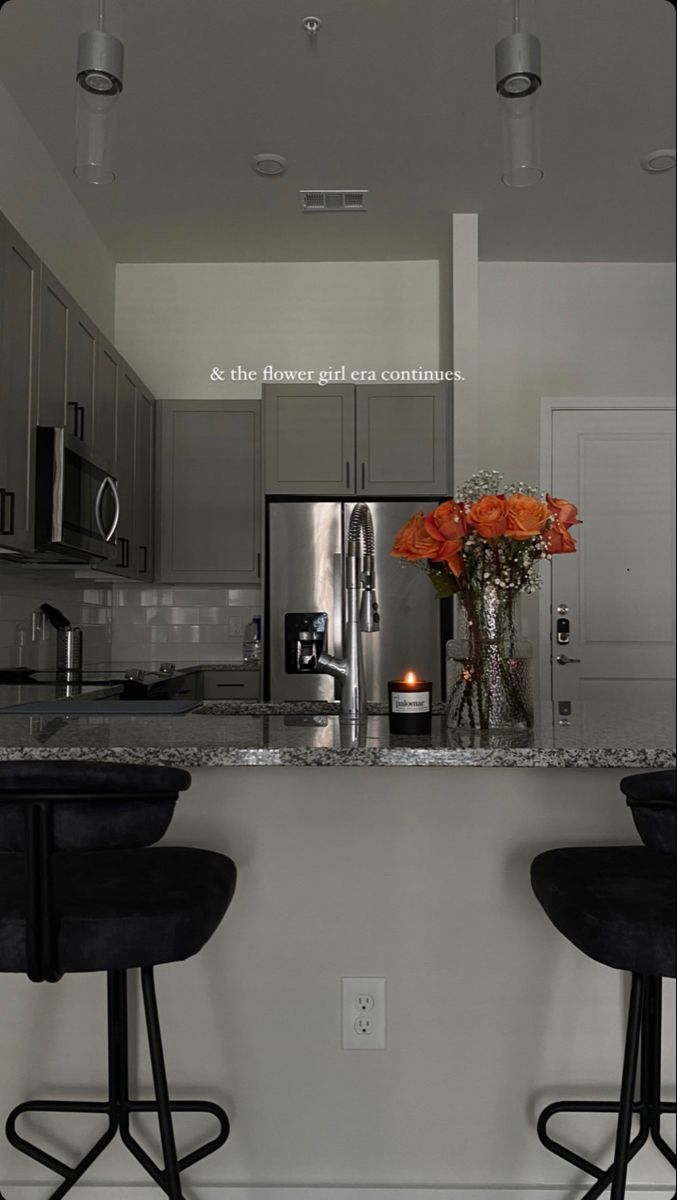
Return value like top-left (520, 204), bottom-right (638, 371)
top-left (134, 389), bottom-right (154, 578)
top-left (0, 214), bottom-right (39, 554)
top-left (355, 384), bottom-right (449, 495)
top-left (110, 366), bottom-right (137, 577)
top-left (38, 267), bottom-right (117, 464)
top-left (263, 385), bottom-right (355, 495)
top-left (263, 383), bottom-right (449, 496)
top-left (96, 335), bottom-right (119, 467)
top-left (202, 669), bottom-right (260, 700)
top-left (159, 399), bottom-right (261, 583)
top-left (69, 306), bottom-right (97, 448)
top-left (97, 365), bottom-right (155, 581)
top-left (37, 266), bottom-right (70, 430)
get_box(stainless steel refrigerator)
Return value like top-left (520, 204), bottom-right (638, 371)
top-left (265, 499), bottom-right (451, 703)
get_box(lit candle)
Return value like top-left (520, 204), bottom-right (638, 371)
top-left (388, 671), bottom-right (433, 735)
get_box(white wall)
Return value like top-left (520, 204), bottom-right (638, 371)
top-left (0, 81), bottom-right (115, 336)
top-left (115, 261), bottom-right (441, 400)
top-left (477, 261), bottom-right (677, 486)
top-left (1, 766), bottom-right (674, 1190)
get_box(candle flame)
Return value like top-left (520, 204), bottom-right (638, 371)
top-left (404, 671), bottom-right (417, 685)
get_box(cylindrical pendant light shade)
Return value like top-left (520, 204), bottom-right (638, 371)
top-left (74, 85), bottom-right (117, 184)
top-left (500, 91), bottom-right (543, 188)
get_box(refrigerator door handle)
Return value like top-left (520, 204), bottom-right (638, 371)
top-left (332, 552), bottom-right (344, 660)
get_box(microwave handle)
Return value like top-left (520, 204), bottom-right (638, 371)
top-left (95, 476), bottom-right (121, 543)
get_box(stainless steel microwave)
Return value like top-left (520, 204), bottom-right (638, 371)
top-left (34, 427), bottom-right (120, 563)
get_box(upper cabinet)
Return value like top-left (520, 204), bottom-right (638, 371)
top-left (264, 385), bottom-right (355, 495)
top-left (158, 399), bottom-right (261, 583)
top-left (355, 385), bottom-right (449, 496)
top-left (1, 209), bottom-right (154, 577)
top-left (37, 267), bottom-right (114, 462)
top-left (0, 214), bottom-right (39, 554)
top-left (263, 383), bottom-right (449, 496)
top-left (103, 366), bottom-right (157, 581)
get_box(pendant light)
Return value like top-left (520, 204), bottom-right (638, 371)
top-left (495, 0), bottom-right (543, 188)
top-left (74, 0), bottom-right (124, 185)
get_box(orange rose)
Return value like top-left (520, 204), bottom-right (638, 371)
top-left (505, 493), bottom-right (549, 540)
top-left (424, 499), bottom-right (467, 542)
top-left (466, 495), bottom-right (508, 539)
top-left (546, 494), bottom-right (581, 528)
top-left (543, 520), bottom-right (577, 554)
top-left (444, 551), bottom-right (465, 577)
top-left (392, 513), bottom-right (441, 561)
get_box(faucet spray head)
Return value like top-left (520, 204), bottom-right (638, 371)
top-left (359, 590), bottom-right (380, 633)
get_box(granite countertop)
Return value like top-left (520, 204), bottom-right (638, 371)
top-left (0, 697), bottom-right (673, 768)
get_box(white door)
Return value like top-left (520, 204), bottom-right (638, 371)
top-left (547, 404), bottom-right (676, 713)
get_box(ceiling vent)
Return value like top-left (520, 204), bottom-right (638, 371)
top-left (300, 190), bottom-right (368, 212)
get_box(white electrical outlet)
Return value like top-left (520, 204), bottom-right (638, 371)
top-left (228, 616), bottom-right (243, 637)
top-left (342, 977), bottom-right (386, 1050)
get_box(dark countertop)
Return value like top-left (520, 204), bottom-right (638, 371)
top-left (0, 697), bottom-right (673, 768)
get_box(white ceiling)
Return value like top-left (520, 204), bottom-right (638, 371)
top-left (0, 0), bottom-right (674, 263)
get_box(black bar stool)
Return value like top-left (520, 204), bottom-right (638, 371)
top-left (531, 769), bottom-right (676, 1199)
top-left (0, 761), bottom-right (237, 1200)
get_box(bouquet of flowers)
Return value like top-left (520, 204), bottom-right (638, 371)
top-left (391, 471), bottom-right (582, 729)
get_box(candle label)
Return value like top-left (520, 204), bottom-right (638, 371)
top-left (391, 691), bottom-right (430, 714)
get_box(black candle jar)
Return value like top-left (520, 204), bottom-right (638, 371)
top-left (388, 673), bottom-right (432, 735)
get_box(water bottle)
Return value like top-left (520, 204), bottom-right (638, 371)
top-left (243, 615), bottom-right (261, 663)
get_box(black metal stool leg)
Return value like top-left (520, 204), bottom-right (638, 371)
top-left (141, 966), bottom-right (183, 1200)
top-left (646, 977), bottom-right (677, 1169)
top-left (610, 973), bottom-right (645, 1199)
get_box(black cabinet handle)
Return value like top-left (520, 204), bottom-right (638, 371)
top-left (139, 545), bottom-right (148, 574)
top-left (67, 402), bottom-right (79, 437)
top-left (118, 536), bottom-right (130, 569)
top-left (346, 461), bottom-right (351, 489)
top-left (0, 489), bottom-right (16, 536)
top-left (257, 551), bottom-right (261, 578)
top-left (77, 405), bottom-right (86, 441)
top-left (361, 462), bottom-right (366, 490)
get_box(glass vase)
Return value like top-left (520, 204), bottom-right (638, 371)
top-left (446, 586), bottom-right (534, 730)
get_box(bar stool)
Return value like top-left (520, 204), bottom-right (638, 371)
top-left (530, 769), bottom-right (676, 1200)
top-left (0, 761), bottom-right (237, 1200)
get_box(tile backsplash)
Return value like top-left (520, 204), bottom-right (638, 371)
top-left (0, 565), bottom-right (113, 669)
top-left (111, 584), bottom-right (262, 664)
top-left (0, 567), bottom-right (262, 669)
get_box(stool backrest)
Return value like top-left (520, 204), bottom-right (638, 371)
top-left (0, 761), bottom-right (190, 850)
top-left (621, 770), bottom-right (676, 855)
top-left (0, 761), bottom-right (192, 983)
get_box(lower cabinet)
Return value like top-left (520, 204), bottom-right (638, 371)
top-left (202, 670), bottom-right (260, 700)
top-left (158, 399), bottom-right (261, 584)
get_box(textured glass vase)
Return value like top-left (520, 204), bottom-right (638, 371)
top-left (446, 586), bottom-right (534, 731)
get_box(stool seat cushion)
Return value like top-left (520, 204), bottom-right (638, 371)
top-left (531, 847), bottom-right (676, 978)
top-left (0, 847), bottom-right (236, 974)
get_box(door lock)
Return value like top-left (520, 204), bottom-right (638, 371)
top-left (556, 617), bottom-right (570, 645)
top-left (556, 654), bottom-right (581, 665)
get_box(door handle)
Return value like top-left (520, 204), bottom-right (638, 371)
top-left (0, 489), bottom-right (16, 536)
top-left (556, 654), bottom-right (581, 665)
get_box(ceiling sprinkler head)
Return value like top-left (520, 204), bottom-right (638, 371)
top-left (302, 16), bottom-right (322, 35)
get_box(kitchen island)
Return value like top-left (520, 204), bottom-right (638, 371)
top-left (0, 696), bottom-right (674, 768)
top-left (1, 696), bottom-right (675, 1195)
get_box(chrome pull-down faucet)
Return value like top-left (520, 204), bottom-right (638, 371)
top-left (316, 502), bottom-right (380, 722)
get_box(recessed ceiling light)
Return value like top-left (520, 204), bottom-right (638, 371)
top-left (252, 153), bottom-right (288, 177)
top-left (640, 149), bottom-right (676, 174)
